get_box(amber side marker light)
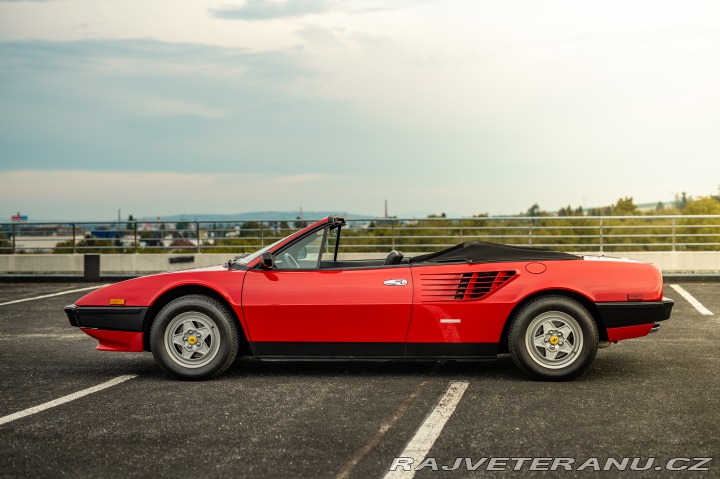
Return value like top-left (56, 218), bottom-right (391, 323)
top-left (109, 299), bottom-right (126, 306)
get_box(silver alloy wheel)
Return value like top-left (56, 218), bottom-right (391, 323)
top-left (524, 311), bottom-right (583, 369)
top-left (164, 311), bottom-right (220, 369)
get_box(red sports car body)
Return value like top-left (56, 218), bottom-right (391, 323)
top-left (66, 216), bottom-right (673, 380)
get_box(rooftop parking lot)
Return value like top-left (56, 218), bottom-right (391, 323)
top-left (0, 282), bottom-right (717, 478)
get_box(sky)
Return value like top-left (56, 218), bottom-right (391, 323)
top-left (1, 0), bottom-right (719, 221)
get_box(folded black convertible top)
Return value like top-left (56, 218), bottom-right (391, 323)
top-left (409, 241), bottom-right (580, 264)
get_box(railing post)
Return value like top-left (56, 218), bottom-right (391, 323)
top-left (391, 220), bottom-right (396, 250)
top-left (196, 222), bottom-right (201, 253)
top-left (72, 223), bottom-right (76, 254)
top-left (528, 219), bottom-right (533, 246)
top-left (134, 222), bottom-right (139, 253)
top-left (671, 217), bottom-right (676, 252)
top-left (11, 224), bottom-right (16, 254)
top-left (260, 223), bottom-right (264, 248)
top-left (599, 218), bottom-right (604, 253)
top-left (459, 223), bottom-right (463, 241)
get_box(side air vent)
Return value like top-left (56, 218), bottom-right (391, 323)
top-left (419, 271), bottom-right (516, 302)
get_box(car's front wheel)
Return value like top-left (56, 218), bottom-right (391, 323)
top-left (150, 295), bottom-right (240, 380)
top-left (508, 295), bottom-right (598, 381)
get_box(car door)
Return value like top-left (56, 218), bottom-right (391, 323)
top-left (241, 225), bottom-right (413, 355)
top-left (242, 267), bottom-right (413, 356)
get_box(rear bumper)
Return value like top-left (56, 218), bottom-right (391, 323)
top-left (596, 298), bottom-right (673, 328)
top-left (597, 298), bottom-right (673, 341)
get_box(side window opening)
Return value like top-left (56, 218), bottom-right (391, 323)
top-left (274, 227), bottom-right (334, 270)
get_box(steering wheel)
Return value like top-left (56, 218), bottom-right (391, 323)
top-left (283, 252), bottom-right (299, 269)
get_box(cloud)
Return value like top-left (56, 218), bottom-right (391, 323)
top-left (0, 38), bottom-right (312, 82)
top-left (210, 0), bottom-right (330, 21)
top-left (295, 25), bottom-right (344, 48)
top-left (0, 38), bottom-right (336, 174)
top-left (269, 173), bottom-right (334, 185)
top-left (208, 0), bottom-right (422, 21)
top-left (0, 38), bottom-right (446, 181)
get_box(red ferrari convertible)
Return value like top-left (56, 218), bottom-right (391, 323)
top-left (65, 216), bottom-right (673, 381)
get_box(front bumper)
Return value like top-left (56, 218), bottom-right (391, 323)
top-left (65, 305), bottom-right (148, 332)
top-left (65, 305), bottom-right (148, 352)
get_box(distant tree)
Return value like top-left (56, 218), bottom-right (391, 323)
top-left (526, 204), bottom-right (548, 217)
top-left (678, 197), bottom-right (720, 251)
top-left (655, 202), bottom-right (665, 212)
top-left (427, 213), bottom-right (447, 218)
top-left (612, 197), bottom-right (638, 216)
top-left (54, 234), bottom-right (125, 254)
top-left (588, 205), bottom-right (612, 216)
top-left (175, 221), bottom-right (192, 239)
top-left (140, 230), bottom-right (162, 247)
top-left (240, 221), bottom-right (261, 238)
top-left (0, 231), bottom-right (10, 254)
top-left (558, 205), bottom-right (574, 217)
top-left (126, 214), bottom-right (135, 230)
top-left (682, 197), bottom-right (720, 215)
top-left (674, 192), bottom-right (691, 210)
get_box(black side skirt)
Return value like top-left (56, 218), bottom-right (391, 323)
top-left (250, 342), bottom-right (497, 358)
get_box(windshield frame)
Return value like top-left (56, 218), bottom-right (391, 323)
top-left (233, 237), bottom-right (286, 267)
top-left (231, 217), bottom-right (344, 269)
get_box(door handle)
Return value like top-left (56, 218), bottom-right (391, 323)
top-left (384, 279), bottom-right (408, 286)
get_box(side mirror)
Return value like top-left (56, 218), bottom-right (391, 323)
top-left (297, 246), bottom-right (307, 260)
top-left (260, 252), bottom-right (275, 269)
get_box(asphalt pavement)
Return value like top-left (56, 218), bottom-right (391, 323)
top-left (0, 282), bottom-right (717, 478)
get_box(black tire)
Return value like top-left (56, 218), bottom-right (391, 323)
top-left (508, 295), bottom-right (598, 381)
top-left (150, 295), bottom-right (240, 380)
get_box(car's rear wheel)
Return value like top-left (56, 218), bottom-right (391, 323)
top-left (150, 295), bottom-right (240, 380)
top-left (508, 295), bottom-right (598, 381)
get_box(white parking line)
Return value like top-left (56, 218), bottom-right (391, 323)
top-left (669, 284), bottom-right (713, 316)
top-left (0, 285), bottom-right (104, 307)
top-left (0, 375), bottom-right (137, 426)
top-left (384, 381), bottom-right (469, 479)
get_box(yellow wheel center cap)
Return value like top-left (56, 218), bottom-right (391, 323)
top-left (549, 336), bottom-right (559, 345)
top-left (188, 336), bottom-right (197, 345)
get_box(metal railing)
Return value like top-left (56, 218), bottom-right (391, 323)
top-left (1, 215), bottom-right (720, 254)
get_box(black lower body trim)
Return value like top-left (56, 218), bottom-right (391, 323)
top-left (65, 305), bottom-right (148, 332)
top-left (250, 342), bottom-right (497, 358)
top-left (251, 342), bottom-right (404, 357)
top-left (405, 342), bottom-right (497, 357)
top-left (596, 298), bottom-right (674, 329)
